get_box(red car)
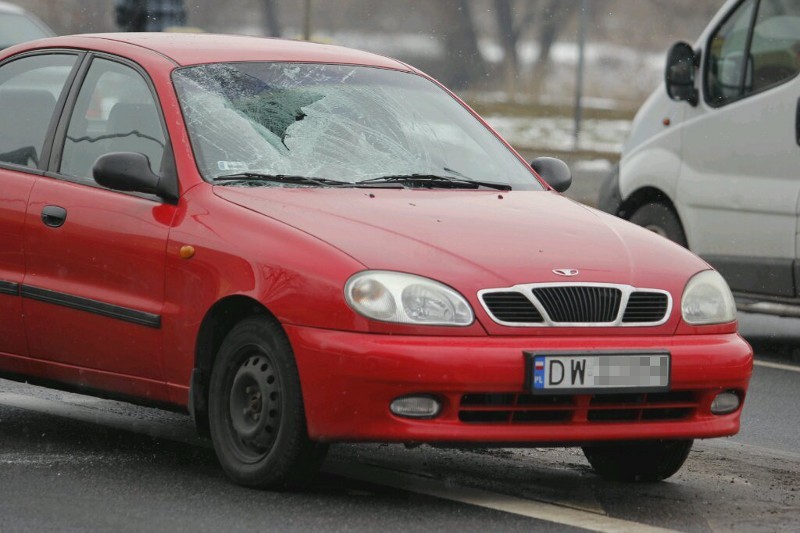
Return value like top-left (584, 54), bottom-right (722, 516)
top-left (0, 33), bottom-right (751, 488)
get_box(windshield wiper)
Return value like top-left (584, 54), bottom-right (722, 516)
top-left (213, 173), bottom-right (351, 187)
top-left (355, 174), bottom-right (512, 191)
top-left (214, 172), bottom-right (512, 191)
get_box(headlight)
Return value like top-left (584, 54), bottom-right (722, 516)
top-left (681, 270), bottom-right (736, 325)
top-left (345, 271), bottom-right (474, 326)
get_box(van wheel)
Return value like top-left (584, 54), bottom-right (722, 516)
top-left (208, 316), bottom-right (327, 488)
top-left (582, 439), bottom-right (693, 482)
top-left (629, 202), bottom-right (687, 247)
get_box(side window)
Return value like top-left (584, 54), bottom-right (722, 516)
top-left (61, 58), bottom-right (166, 182)
top-left (750, 0), bottom-right (800, 92)
top-left (706, 0), bottom-right (756, 106)
top-left (706, 0), bottom-right (800, 106)
top-left (0, 54), bottom-right (77, 169)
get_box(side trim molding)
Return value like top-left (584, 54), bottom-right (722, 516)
top-left (21, 285), bottom-right (161, 329)
top-left (0, 281), bottom-right (20, 296)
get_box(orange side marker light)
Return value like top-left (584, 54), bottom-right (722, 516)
top-left (179, 245), bottom-right (196, 259)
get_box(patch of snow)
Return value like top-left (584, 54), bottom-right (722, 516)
top-left (573, 159), bottom-right (614, 172)
top-left (485, 114), bottom-right (630, 153)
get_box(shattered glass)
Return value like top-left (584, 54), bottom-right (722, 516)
top-left (173, 63), bottom-right (541, 190)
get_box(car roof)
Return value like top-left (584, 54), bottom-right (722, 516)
top-left (26, 33), bottom-right (412, 71)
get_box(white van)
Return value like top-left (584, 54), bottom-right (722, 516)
top-left (600, 0), bottom-right (800, 314)
top-left (0, 2), bottom-right (54, 49)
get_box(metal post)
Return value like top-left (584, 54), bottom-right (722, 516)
top-left (573, 0), bottom-right (589, 151)
top-left (303, 0), bottom-right (312, 41)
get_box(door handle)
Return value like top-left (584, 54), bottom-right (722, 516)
top-left (41, 205), bottom-right (67, 228)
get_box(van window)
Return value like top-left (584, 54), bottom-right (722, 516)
top-left (706, 0), bottom-right (800, 106)
top-left (750, 0), bottom-right (800, 91)
top-left (706, 0), bottom-right (756, 106)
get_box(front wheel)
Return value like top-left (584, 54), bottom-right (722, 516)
top-left (582, 439), bottom-right (693, 482)
top-left (629, 202), bottom-right (687, 247)
top-left (208, 316), bottom-right (326, 488)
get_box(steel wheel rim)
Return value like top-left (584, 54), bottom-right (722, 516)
top-left (226, 346), bottom-right (281, 463)
top-left (643, 224), bottom-right (668, 238)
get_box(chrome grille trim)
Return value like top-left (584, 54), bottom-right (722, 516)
top-left (478, 283), bottom-right (672, 327)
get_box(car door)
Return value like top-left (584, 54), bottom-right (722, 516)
top-left (678, 0), bottom-right (800, 297)
top-left (22, 54), bottom-right (178, 397)
top-left (0, 51), bottom-right (79, 371)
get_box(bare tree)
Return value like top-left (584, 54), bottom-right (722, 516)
top-left (434, 0), bottom-right (489, 90)
top-left (531, 1), bottom-right (577, 96)
top-left (263, 0), bottom-right (281, 37)
top-left (493, 0), bottom-right (519, 95)
top-left (492, 0), bottom-right (577, 98)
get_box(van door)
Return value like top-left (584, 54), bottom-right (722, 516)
top-left (678, 0), bottom-right (800, 297)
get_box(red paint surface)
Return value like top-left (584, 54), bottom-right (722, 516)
top-left (288, 326), bottom-right (751, 442)
top-left (0, 170), bottom-right (33, 360)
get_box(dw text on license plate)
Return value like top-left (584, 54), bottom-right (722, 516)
top-left (525, 351), bottom-right (670, 394)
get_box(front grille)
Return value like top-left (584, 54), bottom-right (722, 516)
top-left (622, 292), bottom-right (669, 323)
top-left (532, 286), bottom-right (621, 323)
top-left (479, 283), bottom-right (671, 327)
top-left (480, 292), bottom-right (543, 323)
top-left (458, 391), bottom-right (698, 424)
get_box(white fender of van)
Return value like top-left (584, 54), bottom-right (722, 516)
top-left (618, 86), bottom-right (686, 208)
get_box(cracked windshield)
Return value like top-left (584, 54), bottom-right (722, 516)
top-left (174, 62), bottom-right (539, 188)
top-left (1, 1), bottom-right (798, 532)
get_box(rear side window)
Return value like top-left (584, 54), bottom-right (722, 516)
top-left (706, 0), bottom-right (800, 106)
top-left (0, 54), bottom-right (76, 169)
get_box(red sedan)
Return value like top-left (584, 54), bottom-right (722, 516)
top-left (0, 33), bottom-right (751, 488)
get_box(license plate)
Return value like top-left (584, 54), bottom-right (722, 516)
top-left (525, 351), bottom-right (670, 394)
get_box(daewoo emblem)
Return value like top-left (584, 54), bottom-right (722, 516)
top-left (552, 268), bottom-right (579, 277)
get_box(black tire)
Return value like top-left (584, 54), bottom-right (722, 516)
top-left (208, 316), bottom-right (327, 488)
top-left (629, 202), bottom-right (687, 247)
top-left (582, 439), bottom-right (693, 482)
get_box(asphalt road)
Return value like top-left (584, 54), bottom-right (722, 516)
top-left (1, 336), bottom-right (798, 532)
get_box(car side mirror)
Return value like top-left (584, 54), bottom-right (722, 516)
top-left (665, 42), bottom-right (698, 106)
top-left (93, 152), bottom-right (174, 201)
top-left (531, 157), bottom-right (571, 192)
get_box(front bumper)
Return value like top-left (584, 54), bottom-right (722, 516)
top-left (287, 325), bottom-right (752, 444)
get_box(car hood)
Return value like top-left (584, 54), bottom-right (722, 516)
top-left (214, 187), bottom-right (708, 296)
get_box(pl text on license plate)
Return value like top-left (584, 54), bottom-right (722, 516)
top-left (527, 352), bottom-right (670, 394)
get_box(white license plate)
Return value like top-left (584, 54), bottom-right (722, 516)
top-left (527, 352), bottom-right (670, 394)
